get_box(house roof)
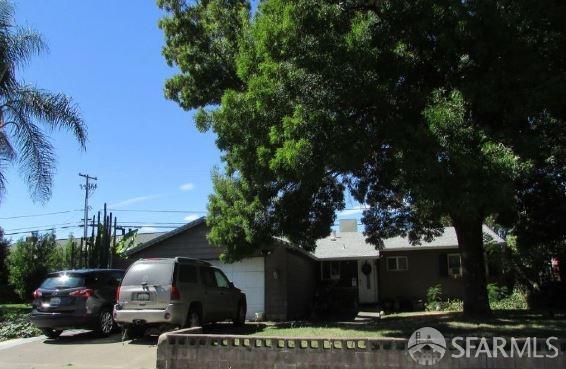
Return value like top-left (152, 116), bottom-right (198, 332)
top-left (119, 216), bottom-right (504, 261)
top-left (56, 231), bottom-right (166, 249)
top-left (312, 225), bottom-right (505, 260)
top-left (123, 217), bottom-right (207, 256)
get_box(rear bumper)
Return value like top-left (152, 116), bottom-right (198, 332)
top-left (113, 303), bottom-right (186, 327)
top-left (30, 310), bottom-right (97, 329)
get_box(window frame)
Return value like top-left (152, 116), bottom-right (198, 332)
top-left (213, 269), bottom-right (231, 289)
top-left (386, 256), bottom-right (408, 272)
top-left (447, 253), bottom-right (463, 278)
top-left (320, 260), bottom-right (341, 281)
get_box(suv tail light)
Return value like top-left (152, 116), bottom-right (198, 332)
top-left (170, 284), bottom-right (181, 300)
top-left (115, 286), bottom-right (121, 301)
top-left (70, 289), bottom-right (94, 298)
top-left (32, 289), bottom-right (42, 299)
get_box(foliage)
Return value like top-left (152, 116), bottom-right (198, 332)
top-left (425, 284), bottom-right (527, 312)
top-left (160, 0), bottom-right (566, 316)
top-left (0, 0), bottom-right (86, 203)
top-left (114, 229), bottom-right (138, 257)
top-left (491, 289), bottom-right (528, 311)
top-left (49, 235), bottom-right (80, 271)
top-left (0, 305), bottom-right (40, 341)
top-left (487, 283), bottom-right (507, 302)
top-left (425, 284), bottom-right (443, 310)
top-left (0, 228), bottom-right (17, 303)
top-left (6, 234), bottom-right (58, 300)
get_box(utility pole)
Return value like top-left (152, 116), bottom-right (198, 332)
top-left (79, 173), bottom-right (97, 266)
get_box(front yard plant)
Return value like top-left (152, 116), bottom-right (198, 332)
top-left (0, 304), bottom-right (41, 342)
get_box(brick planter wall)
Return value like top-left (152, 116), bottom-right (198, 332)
top-left (156, 328), bottom-right (566, 369)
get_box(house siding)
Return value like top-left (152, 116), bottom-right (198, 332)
top-left (286, 250), bottom-right (317, 320)
top-left (378, 249), bottom-right (464, 302)
top-left (264, 245), bottom-right (288, 321)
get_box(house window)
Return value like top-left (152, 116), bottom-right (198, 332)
top-left (447, 254), bottom-right (462, 278)
top-left (386, 256), bottom-right (408, 272)
top-left (321, 261), bottom-right (341, 280)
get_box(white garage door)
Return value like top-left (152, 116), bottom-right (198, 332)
top-left (209, 257), bottom-right (265, 320)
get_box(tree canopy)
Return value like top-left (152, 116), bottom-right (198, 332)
top-left (159, 0), bottom-right (566, 316)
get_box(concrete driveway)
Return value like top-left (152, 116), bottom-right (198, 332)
top-left (0, 331), bottom-right (157, 369)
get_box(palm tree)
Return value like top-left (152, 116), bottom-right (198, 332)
top-left (0, 0), bottom-right (86, 203)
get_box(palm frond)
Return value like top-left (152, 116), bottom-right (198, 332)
top-left (0, 130), bottom-right (12, 201)
top-left (5, 27), bottom-right (47, 67)
top-left (0, 129), bottom-right (15, 160)
top-left (7, 107), bottom-right (55, 202)
top-left (0, 0), bottom-right (14, 29)
top-left (9, 85), bottom-right (87, 148)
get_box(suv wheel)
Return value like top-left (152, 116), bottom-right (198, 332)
top-left (233, 301), bottom-right (246, 326)
top-left (187, 307), bottom-right (201, 328)
top-left (95, 308), bottom-right (114, 337)
top-left (41, 328), bottom-right (63, 339)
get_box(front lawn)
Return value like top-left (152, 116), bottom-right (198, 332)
top-left (208, 310), bottom-right (566, 339)
top-left (0, 303), bottom-right (41, 342)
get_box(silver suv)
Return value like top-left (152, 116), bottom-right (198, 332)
top-left (113, 257), bottom-right (246, 338)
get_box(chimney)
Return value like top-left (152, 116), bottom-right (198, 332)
top-left (339, 219), bottom-right (358, 233)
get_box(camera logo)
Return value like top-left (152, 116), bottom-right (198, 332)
top-left (407, 327), bottom-right (447, 365)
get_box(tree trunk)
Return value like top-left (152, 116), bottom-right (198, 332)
top-left (452, 215), bottom-right (493, 318)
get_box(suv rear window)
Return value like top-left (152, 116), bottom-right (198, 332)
top-left (40, 274), bottom-right (85, 289)
top-left (122, 262), bottom-right (174, 286)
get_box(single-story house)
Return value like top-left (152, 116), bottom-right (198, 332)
top-left (115, 217), bottom-right (505, 321)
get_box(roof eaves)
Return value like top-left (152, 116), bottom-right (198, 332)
top-left (124, 217), bottom-right (206, 256)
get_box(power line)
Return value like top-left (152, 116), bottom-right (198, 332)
top-left (0, 209), bottom-right (82, 220)
top-left (4, 224), bottom-right (83, 236)
top-left (4, 222), bottom-right (82, 232)
top-left (107, 209), bottom-right (207, 214)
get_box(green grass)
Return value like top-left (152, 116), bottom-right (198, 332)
top-left (218, 311), bottom-right (566, 339)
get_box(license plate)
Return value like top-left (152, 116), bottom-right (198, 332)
top-left (50, 297), bottom-right (61, 305)
top-left (135, 293), bottom-right (150, 301)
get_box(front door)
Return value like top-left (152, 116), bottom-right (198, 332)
top-left (357, 259), bottom-right (378, 304)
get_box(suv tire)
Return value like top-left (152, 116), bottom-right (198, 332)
top-left (95, 308), bottom-right (114, 337)
top-left (233, 301), bottom-right (246, 326)
top-left (187, 307), bottom-right (202, 328)
top-left (41, 328), bottom-right (63, 339)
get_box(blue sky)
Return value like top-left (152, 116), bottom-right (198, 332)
top-left (0, 1), bottom-right (363, 240)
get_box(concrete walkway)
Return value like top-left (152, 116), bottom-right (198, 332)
top-left (0, 330), bottom-right (157, 369)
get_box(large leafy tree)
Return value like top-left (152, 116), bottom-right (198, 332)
top-left (0, 0), bottom-right (86, 202)
top-left (160, 0), bottom-right (566, 317)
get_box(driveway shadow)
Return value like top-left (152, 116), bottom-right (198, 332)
top-left (127, 335), bottom-right (158, 346)
top-left (43, 331), bottom-right (123, 345)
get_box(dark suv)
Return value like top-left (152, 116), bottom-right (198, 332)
top-left (31, 269), bottom-right (125, 339)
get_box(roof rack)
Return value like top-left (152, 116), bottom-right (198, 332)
top-left (174, 257), bottom-right (211, 266)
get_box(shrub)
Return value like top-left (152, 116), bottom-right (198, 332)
top-left (7, 234), bottom-right (57, 300)
top-left (487, 283), bottom-right (508, 302)
top-left (424, 283), bottom-right (526, 312)
top-left (425, 284), bottom-right (443, 310)
top-left (491, 289), bottom-right (528, 310)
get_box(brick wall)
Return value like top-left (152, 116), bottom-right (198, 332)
top-left (156, 328), bottom-right (566, 369)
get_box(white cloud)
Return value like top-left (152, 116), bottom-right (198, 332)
top-left (184, 214), bottom-right (200, 222)
top-left (179, 182), bottom-right (195, 191)
top-left (338, 204), bottom-right (369, 216)
top-left (109, 195), bottom-right (161, 208)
